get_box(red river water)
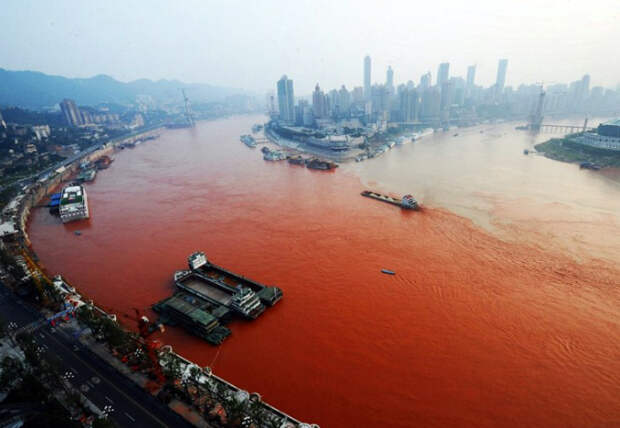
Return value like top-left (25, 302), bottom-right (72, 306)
top-left (28, 115), bottom-right (620, 427)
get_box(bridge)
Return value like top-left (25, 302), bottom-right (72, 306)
top-left (535, 123), bottom-right (594, 133)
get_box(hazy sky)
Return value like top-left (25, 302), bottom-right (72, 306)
top-left (2, 0), bottom-right (619, 94)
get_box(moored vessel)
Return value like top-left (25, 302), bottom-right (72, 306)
top-left (240, 134), bottom-right (257, 148)
top-left (59, 184), bottom-right (90, 223)
top-left (306, 158), bottom-right (338, 170)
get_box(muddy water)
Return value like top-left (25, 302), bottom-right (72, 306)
top-left (29, 115), bottom-right (620, 427)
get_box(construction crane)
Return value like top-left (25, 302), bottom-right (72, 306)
top-left (180, 88), bottom-right (195, 128)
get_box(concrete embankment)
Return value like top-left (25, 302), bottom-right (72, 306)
top-left (2, 126), bottom-right (316, 428)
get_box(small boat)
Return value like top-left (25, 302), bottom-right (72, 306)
top-left (381, 269), bottom-right (395, 275)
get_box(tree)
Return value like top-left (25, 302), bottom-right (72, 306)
top-left (0, 356), bottom-right (24, 391)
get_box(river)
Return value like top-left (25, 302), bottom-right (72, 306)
top-left (28, 115), bottom-right (620, 427)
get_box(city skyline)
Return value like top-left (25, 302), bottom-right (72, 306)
top-left (1, 0), bottom-right (619, 95)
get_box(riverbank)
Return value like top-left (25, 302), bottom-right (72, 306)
top-left (535, 137), bottom-right (620, 168)
top-left (26, 115), bottom-right (620, 427)
top-left (2, 123), bottom-right (316, 428)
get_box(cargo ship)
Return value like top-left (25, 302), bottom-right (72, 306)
top-left (59, 184), bottom-right (90, 223)
top-left (240, 134), bottom-right (257, 148)
top-left (361, 190), bottom-right (419, 210)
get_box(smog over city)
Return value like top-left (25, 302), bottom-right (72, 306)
top-left (0, 1), bottom-right (619, 427)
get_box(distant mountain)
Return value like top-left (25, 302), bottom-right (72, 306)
top-left (0, 68), bottom-right (249, 110)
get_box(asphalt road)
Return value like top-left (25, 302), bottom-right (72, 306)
top-left (0, 285), bottom-right (194, 427)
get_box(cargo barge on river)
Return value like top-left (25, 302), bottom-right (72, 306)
top-left (361, 190), bottom-right (420, 210)
top-left (153, 251), bottom-right (283, 345)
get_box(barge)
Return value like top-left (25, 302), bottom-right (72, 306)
top-left (181, 252), bottom-right (282, 308)
top-left (361, 190), bottom-right (419, 210)
top-left (240, 134), bottom-right (257, 148)
top-left (155, 252), bottom-right (282, 344)
top-left (306, 158), bottom-right (338, 170)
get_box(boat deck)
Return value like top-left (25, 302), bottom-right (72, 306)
top-left (179, 275), bottom-right (232, 306)
top-left (201, 266), bottom-right (258, 292)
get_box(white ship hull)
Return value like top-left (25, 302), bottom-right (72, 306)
top-left (59, 185), bottom-right (90, 223)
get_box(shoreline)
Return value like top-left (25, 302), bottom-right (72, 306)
top-left (2, 125), bottom-right (315, 428)
top-left (535, 137), bottom-right (620, 169)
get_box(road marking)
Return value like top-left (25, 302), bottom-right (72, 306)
top-left (43, 333), bottom-right (168, 427)
top-left (105, 396), bottom-right (113, 404)
top-left (125, 413), bottom-right (135, 422)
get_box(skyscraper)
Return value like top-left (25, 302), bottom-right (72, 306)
top-left (277, 75), bottom-right (295, 123)
top-left (338, 85), bottom-right (351, 116)
top-left (581, 74), bottom-right (591, 99)
top-left (495, 59), bottom-right (508, 96)
top-left (466, 65), bottom-right (476, 88)
top-left (399, 88), bottom-right (419, 122)
top-left (59, 98), bottom-right (83, 127)
top-left (419, 72), bottom-right (432, 89)
top-left (386, 66), bottom-right (394, 93)
top-left (312, 84), bottom-right (326, 119)
top-left (364, 56), bottom-right (371, 100)
top-left (437, 63), bottom-right (450, 86)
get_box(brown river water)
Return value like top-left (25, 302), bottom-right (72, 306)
top-left (28, 115), bottom-right (620, 427)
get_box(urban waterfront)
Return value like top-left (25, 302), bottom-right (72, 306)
top-left (28, 114), bottom-right (620, 427)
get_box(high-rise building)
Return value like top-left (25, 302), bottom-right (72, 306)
top-left (419, 72), bottom-right (432, 89)
top-left (437, 63), bottom-right (450, 86)
top-left (399, 88), bottom-right (419, 122)
top-left (277, 75), bottom-right (295, 123)
top-left (364, 56), bottom-right (371, 100)
top-left (371, 84), bottom-right (389, 117)
top-left (420, 87), bottom-right (441, 121)
top-left (581, 74), bottom-right (591, 99)
top-left (495, 59), bottom-right (508, 96)
top-left (59, 98), bottom-right (83, 127)
top-left (451, 77), bottom-right (466, 106)
top-left (386, 66), bottom-right (394, 93)
top-left (312, 84), bottom-right (327, 119)
top-left (0, 111), bottom-right (5, 129)
top-left (440, 81), bottom-right (454, 122)
top-left (351, 87), bottom-right (364, 103)
top-left (466, 65), bottom-right (476, 88)
top-left (338, 85), bottom-right (351, 116)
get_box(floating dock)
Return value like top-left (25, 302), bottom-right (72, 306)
top-left (153, 292), bottom-right (231, 345)
top-left (153, 252), bottom-right (282, 345)
top-left (361, 190), bottom-right (419, 210)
